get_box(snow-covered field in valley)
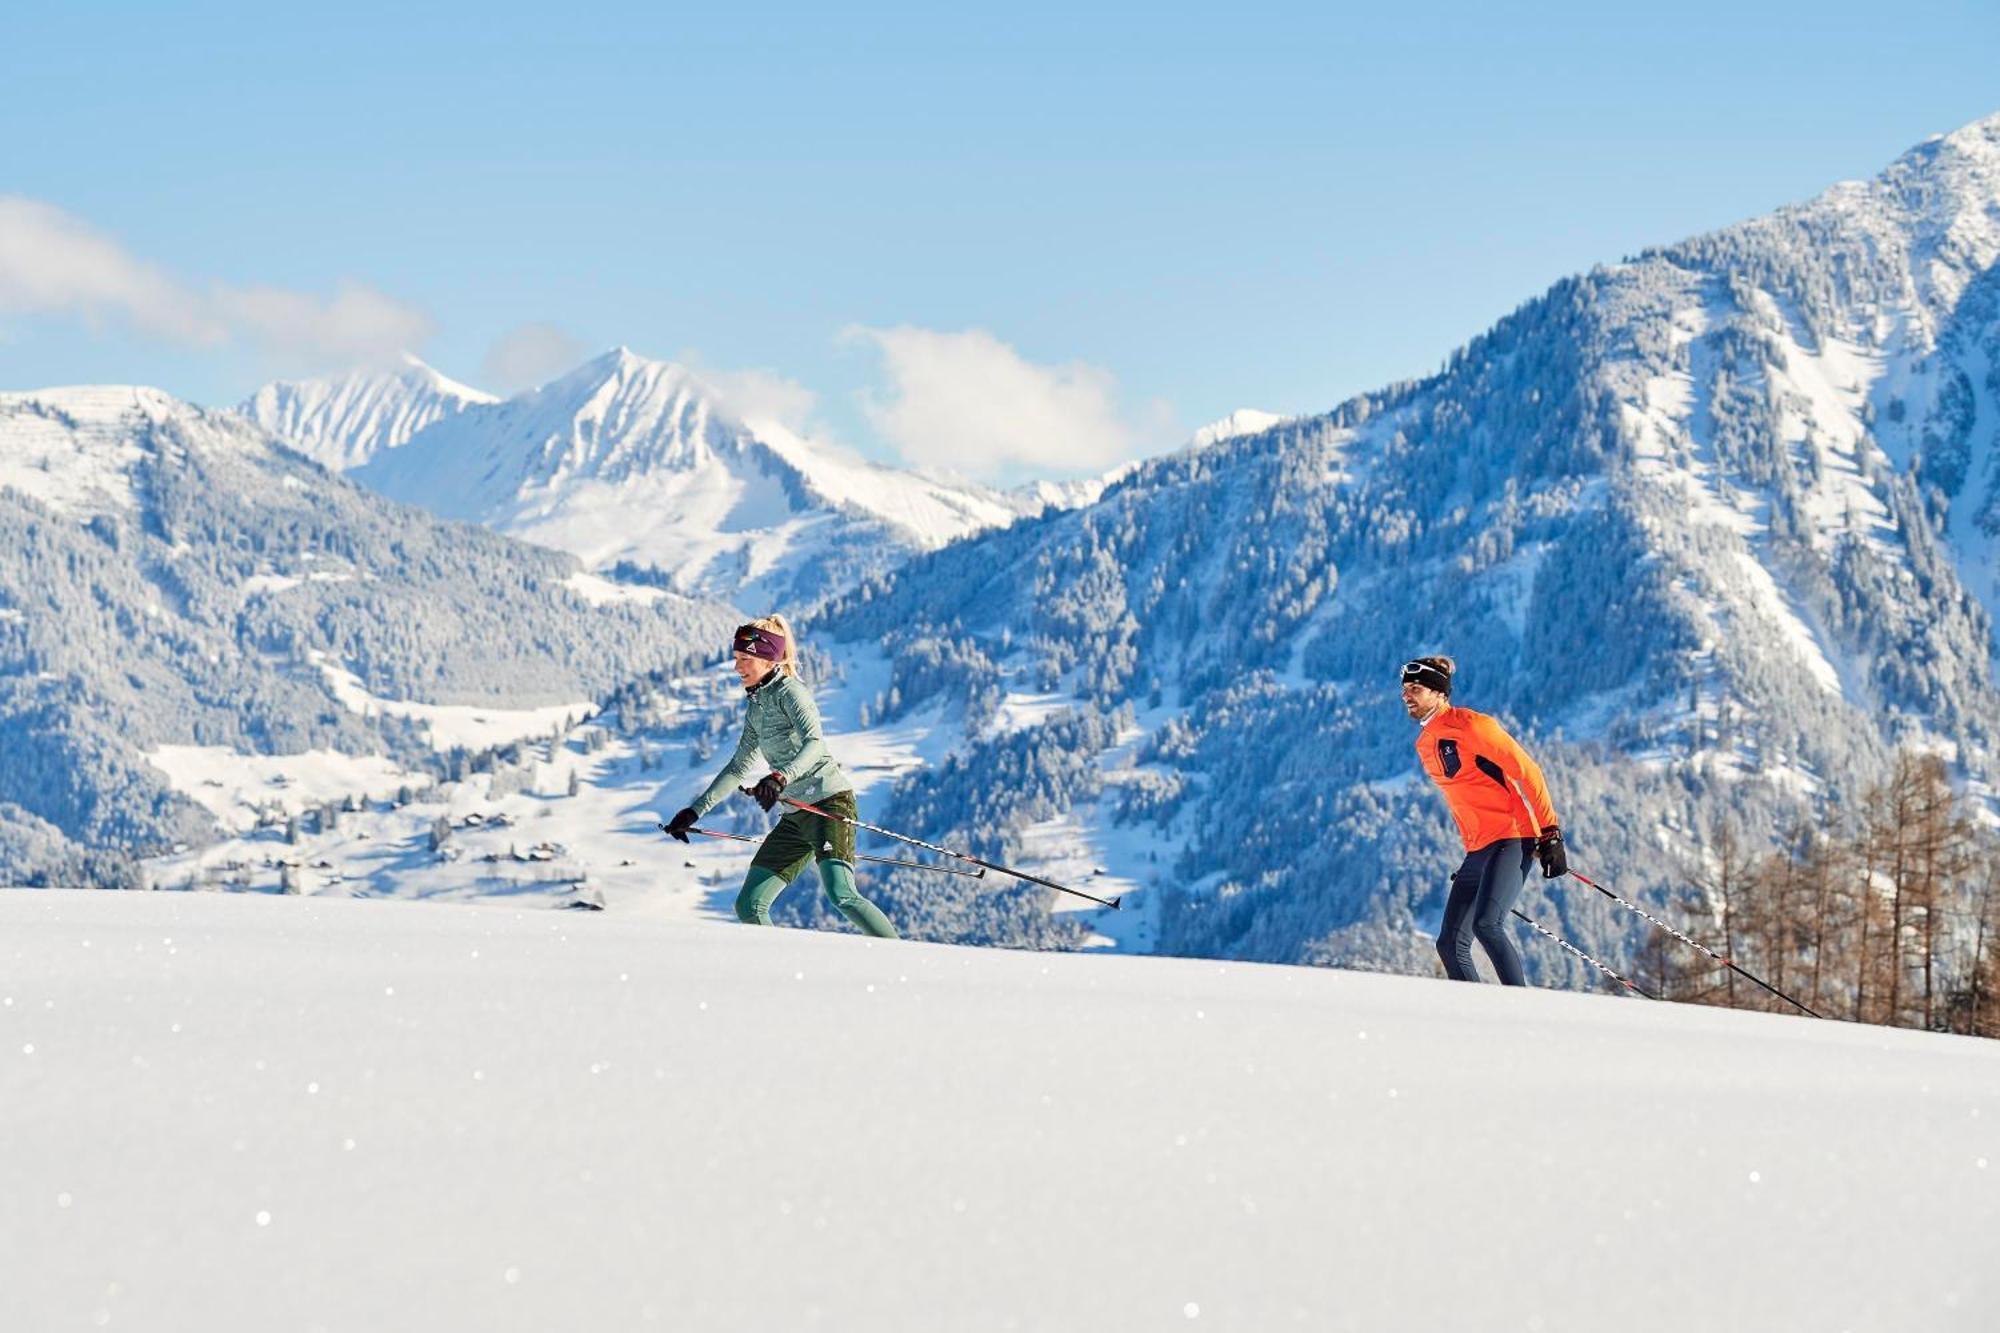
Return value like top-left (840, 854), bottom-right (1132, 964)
top-left (2, 891), bottom-right (1995, 1333)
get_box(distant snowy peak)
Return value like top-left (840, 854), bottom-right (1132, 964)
top-left (241, 355), bottom-right (496, 471)
top-left (464, 346), bottom-right (1028, 536)
top-left (1191, 409), bottom-right (1286, 449)
top-left (353, 347), bottom-right (792, 523)
top-left (351, 347), bottom-right (1032, 606)
top-left (1011, 462), bottom-right (1141, 514)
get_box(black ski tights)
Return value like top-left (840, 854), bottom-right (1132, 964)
top-left (1437, 837), bottom-right (1534, 985)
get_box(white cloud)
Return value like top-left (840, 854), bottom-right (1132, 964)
top-left (681, 358), bottom-right (820, 435)
top-left (480, 322), bottom-right (589, 395)
top-left (212, 283), bottom-right (431, 368)
top-left (0, 195), bottom-right (431, 371)
top-left (846, 325), bottom-right (1154, 480)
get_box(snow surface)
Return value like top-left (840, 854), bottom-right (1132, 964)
top-left (0, 386), bottom-right (224, 518)
top-left (2, 889), bottom-right (1994, 1332)
top-left (311, 654), bottom-right (593, 753)
top-left (1189, 408), bottom-right (1286, 449)
top-left (144, 746), bottom-right (432, 834)
top-left (560, 570), bottom-right (666, 607)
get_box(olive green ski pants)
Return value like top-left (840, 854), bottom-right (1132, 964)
top-left (735, 790), bottom-right (898, 939)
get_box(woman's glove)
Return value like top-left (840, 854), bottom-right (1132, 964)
top-left (664, 807), bottom-right (698, 843)
top-left (752, 771), bottom-right (788, 812)
top-left (1535, 827), bottom-right (1568, 879)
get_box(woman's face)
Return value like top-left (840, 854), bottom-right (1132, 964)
top-left (733, 652), bottom-right (772, 687)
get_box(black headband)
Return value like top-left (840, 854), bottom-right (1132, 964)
top-left (1401, 660), bottom-right (1451, 695)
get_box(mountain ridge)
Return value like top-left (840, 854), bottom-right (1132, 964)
top-left (240, 353), bottom-right (496, 471)
top-left (344, 345), bottom-right (1043, 610)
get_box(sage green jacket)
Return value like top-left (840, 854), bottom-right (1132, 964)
top-left (690, 672), bottom-right (852, 818)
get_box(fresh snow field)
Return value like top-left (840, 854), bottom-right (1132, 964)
top-left (3, 891), bottom-right (1995, 1333)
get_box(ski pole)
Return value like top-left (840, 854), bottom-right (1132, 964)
top-left (747, 791), bottom-right (1122, 909)
top-left (1567, 869), bottom-right (1821, 1018)
top-left (662, 823), bottom-right (988, 879)
top-left (1510, 907), bottom-right (1656, 1000)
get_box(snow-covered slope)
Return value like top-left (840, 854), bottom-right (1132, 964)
top-left (2, 889), bottom-right (1992, 1332)
top-left (351, 348), bottom-right (1040, 609)
top-left (240, 354), bottom-right (496, 470)
top-left (0, 385), bottom-right (245, 516)
top-left (1191, 407), bottom-right (1286, 448)
top-left (1681, 113), bottom-right (2000, 615)
top-left (0, 384), bottom-right (736, 886)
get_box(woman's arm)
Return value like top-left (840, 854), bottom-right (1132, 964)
top-left (691, 720), bottom-right (763, 818)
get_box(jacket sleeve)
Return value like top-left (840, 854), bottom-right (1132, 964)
top-left (1476, 714), bottom-right (1560, 832)
top-left (772, 679), bottom-right (832, 783)
top-left (691, 719), bottom-right (763, 818)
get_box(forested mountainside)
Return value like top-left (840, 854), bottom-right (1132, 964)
top-left (806, 114), bottom-right (2000, 997)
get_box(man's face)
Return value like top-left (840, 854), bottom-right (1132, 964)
top-left (733, 652), bottom-right (769, 687)
top-left (1402, 681), bottom-right (1446, 720)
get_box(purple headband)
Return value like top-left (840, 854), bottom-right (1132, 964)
top-left (733, 624), bottom-right (787, 662)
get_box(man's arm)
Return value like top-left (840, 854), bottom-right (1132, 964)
top-left (1476, 714), bottom-right (1559, 831)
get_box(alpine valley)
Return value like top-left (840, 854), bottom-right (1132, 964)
top-left (8, 113), bottom-right (2000, 990)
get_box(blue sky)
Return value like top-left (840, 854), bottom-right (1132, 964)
top-left (3, 1), bottom-right (1997, 482)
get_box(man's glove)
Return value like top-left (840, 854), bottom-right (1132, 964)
top-left (1535, 827), bottom-right (1568, 880)
top-left (752, 771), bottom-right (788, 812)
top-left (664, 807), bottom-right (698, 843)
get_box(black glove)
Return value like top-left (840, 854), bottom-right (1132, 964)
top-left (664, 807), bottom-right (698, 843)
top-left (752, 771), bottom-right (788, 812)
top-left (1535, 827), bottom-right (1568, 880)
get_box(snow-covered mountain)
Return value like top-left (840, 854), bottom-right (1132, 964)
top-left (239, 353), bottom-right (496, 470)
top-left (345, 348), bottom-right (1043, 610)
top-left (0, 383), bottom-right (735, 885)
top-left (1190, 407), bottom-right (1286, 448)
top-left (795, 111), bottom-right (2000, 976)
top-left (245, 353), bottom-right (1264, 614)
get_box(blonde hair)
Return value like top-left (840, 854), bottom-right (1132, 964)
top-left (750, 613), bottom-right (801, 678)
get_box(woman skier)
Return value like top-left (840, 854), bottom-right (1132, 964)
top-left (1401, 656), bottom-right (1566, 985)
top-left (663, 616), bottom-right (899, 939)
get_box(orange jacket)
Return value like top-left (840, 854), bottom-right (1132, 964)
top-left (1414, 707), bottom-right (1559, 852)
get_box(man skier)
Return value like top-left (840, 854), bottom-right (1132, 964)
top-left (1402, 656), bottom-right (1567, 986)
